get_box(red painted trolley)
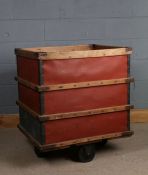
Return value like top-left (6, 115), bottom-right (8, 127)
top-left (15, 44), bottom-right (134, 162)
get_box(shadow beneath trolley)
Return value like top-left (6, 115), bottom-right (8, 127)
top-left (42, 141), bottom-right (120, 163)
top-left (0, 135), bottom-right (126, 167)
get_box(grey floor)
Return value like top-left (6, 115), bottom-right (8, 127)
top-left (0, 124), bottom-right (148, 175)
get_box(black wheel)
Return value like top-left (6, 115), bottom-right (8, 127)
top-left (76, 144), bottom-right (95, 163)
top-left (100, 139), bottom-right (108, 146)
top-left (34, 147), bottom-right (47, 158)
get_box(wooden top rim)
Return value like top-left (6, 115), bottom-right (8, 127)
top-left (15, 44), bottom-right (132, 60)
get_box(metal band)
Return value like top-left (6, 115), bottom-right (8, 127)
top-left (15, 76), bottom-right (134, 92)
top-left (16, 100), bottom-right (134, 122)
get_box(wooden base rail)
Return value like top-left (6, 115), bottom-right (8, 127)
top-left (18, 124), bottom-right (133, 151)
top-left (1, 109), bottom-right (148, 128)
top-left (16, 100), bottom-right (133, 122)
top-left (15, 76), bottom-right (134, 92)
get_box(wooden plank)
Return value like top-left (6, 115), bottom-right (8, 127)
top-left (42, 131), bottom-right (133, 151)
top-left (39, 48), bottom-right (132, 60)
top-left (15, 76), bottom-right (134, 92)
top-left (38, 77), bottom-right (134, 92)
top-left (15, 44), bottom-right (92, 59)
top-left (15, 77), bottom-right (37, 90)
top-left (16, 44), bottom-right (92, 52)
top-left (16, 101), bottom-right (39, 118)
top-left (41, 105), bottom-right (133, 121)
top-left (15, 44), bottom-right (132, 60)
top-left (15, 44), bottom-right (125, 53)
top-left (16, 100), bottom-right (133, 121)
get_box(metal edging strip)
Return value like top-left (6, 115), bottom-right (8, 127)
top-left (127, 55), bottom-right (131, 130)
top-left (38, 60), bottom-right (45, 144)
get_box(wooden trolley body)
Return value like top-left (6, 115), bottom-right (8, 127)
top-left (15, 44), bottom-right (134, 153)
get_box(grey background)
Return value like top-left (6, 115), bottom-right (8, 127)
top-left (0, 0), bottom-right (148, 114)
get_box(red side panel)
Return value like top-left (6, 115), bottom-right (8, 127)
top-left (45, 111), bottom-right (128, 144)
top-left (43, 56), bottom-right (128, 85)
top-left (18, 84), bottom-right (40, 113)
top-left (44, 84), bottom-right (128, 114)
top-left (17, 57), bottom-right (39, 84)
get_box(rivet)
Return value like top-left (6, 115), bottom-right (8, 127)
top-left (59, 86), bottom-right (63, 89)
